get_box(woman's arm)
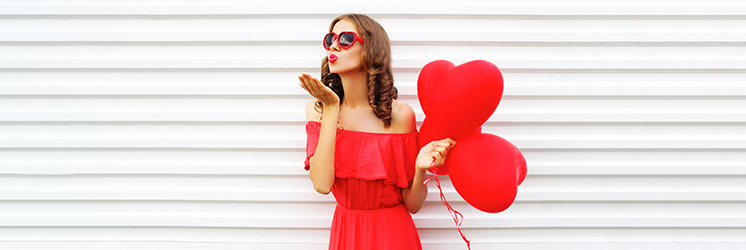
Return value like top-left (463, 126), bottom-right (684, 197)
top-left (300, 74), bottom-right (340, 194)
top-left (402, 168), bottom-right (428, 214)
top-left (403, 138), bottom-right (456, 213)
top-left (307, 102), bottom-right (339, 194)
top-left (393, 101), bottom-right (456, 213)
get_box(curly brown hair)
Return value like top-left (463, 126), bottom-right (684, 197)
top-left (316, 14), bottom-right (398, 127)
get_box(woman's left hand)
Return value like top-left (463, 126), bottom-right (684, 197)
top-left (416, 138), bottom-right (457, 170)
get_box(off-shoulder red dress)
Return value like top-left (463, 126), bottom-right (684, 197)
top-left (304, 121), bottom-right (422, 250)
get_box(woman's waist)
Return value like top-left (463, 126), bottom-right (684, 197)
top-left (333, 193), bottom-right (402, 210)
top-left (335, 202), bottom-right (405, 213)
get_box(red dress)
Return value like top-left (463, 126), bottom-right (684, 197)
top-left (304, 121), bottom-right (422, 250)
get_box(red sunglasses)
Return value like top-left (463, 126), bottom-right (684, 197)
top-left (323, 31), bottom-right (364, 50)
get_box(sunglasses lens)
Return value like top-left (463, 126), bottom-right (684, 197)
top-left (338, 32), bottom-right (355, 48)
top-left (323, 33), bottom-right (335, 49)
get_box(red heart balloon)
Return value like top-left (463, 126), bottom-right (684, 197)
top-left (417, 60), bottom-right (503, 140)
top-left (418, 118), bottom-right (480, 175)
top-left (448, 133), bottom-right (518, 213)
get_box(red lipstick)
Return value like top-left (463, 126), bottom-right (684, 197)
top-left (328, 54), bottom-right (338, 63)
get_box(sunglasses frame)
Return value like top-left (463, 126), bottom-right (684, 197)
top-left (323, 31), bottom-right (364, 50)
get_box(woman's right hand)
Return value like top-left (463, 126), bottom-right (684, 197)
top-left (299, 73), bottom-right (340, 107)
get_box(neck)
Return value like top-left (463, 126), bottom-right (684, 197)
top-left (339, 70), bottom-right (370, 109)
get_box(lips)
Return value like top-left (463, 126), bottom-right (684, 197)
top-left (328, 54), bottom-right (338, 63)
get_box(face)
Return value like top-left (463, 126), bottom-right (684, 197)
top-left (327, 20), bottom-right (364, 75)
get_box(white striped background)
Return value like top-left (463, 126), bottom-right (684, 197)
top-left (1, 0), bottom-right (745, 249)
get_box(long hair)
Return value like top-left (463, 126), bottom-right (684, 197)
top-left (316, 14), bottom-right (398, 127)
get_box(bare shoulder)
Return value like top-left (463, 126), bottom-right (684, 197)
top-left (390, 100), bottom-right (417, 134)
top-left (305, 100), bottom-right (322, 122)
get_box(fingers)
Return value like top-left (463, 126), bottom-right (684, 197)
top-left (298, 73), bottom-right (326, 99)
top-left (427, 138), bottom-right (457, 167)
top-left (298, 74), bottom-right (312, 92)
top-left (304, 74), bottom-right (324, 92)
top-left (430, 151), bottom-right (443, 166)
top-left (298, 75), bottom-right (310, 92)
top-left (429, 138), bottom-right (456, 150)
top-left (434, 145), bottom-right (447, 153)
top-left (440, 138), bottom-right (457, 147)
top-left (416, 138), bottom-right (458, 169)
top-left (309, 76), bottom-right (324, 93)
top-left (299, 74), bottom-right (319, 93)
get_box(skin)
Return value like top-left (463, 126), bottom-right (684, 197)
top-left (299, 20), bottom-right (456, 214)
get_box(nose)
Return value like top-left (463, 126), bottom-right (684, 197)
top-left (329, 38), bottom-right (341, 52)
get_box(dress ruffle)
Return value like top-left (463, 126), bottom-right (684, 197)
top-left (304, 121), bottom-right (418, 188)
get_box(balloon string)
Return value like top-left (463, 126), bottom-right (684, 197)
top-left (423, 158), bottom-right (439, 185)
top-left (423, 170), bottom-right (438, 185)
top-left (424, 159), bottom-right (471, 250)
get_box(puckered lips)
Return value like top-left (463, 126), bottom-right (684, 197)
top-left (328, 54), bottom-right (338, 63)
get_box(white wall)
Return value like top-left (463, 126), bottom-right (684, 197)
top-left (1, 0), bottom-right (745, 249)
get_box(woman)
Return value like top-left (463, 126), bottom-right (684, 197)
top-left (299, 14), bottom-right (456, 250)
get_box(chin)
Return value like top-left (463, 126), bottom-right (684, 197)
top-left (329, 66), bottom-right (343, 74)
top-left (329, 65), bottom-right (362, 75)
